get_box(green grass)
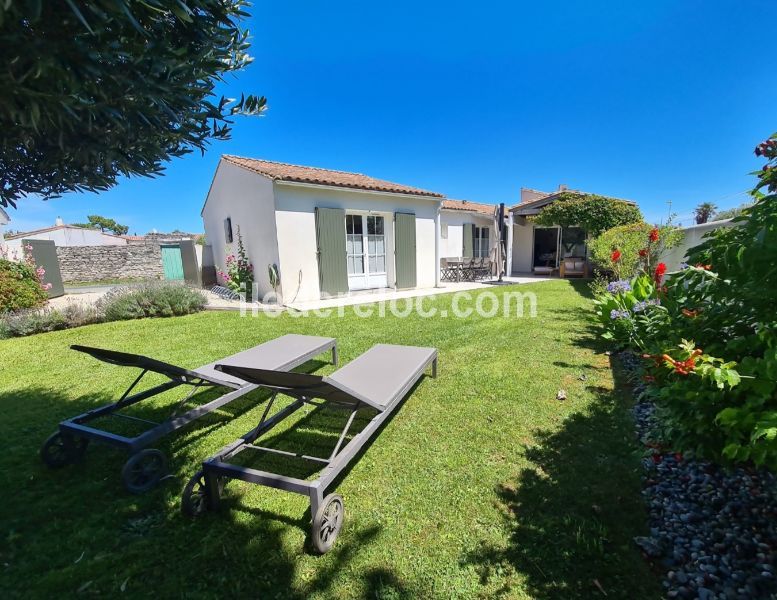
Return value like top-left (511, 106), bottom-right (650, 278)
top-left (0, 280), bottom-right (659, 599)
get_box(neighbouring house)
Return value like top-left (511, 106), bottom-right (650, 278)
top-left (202, 155), bottom-right (444, 302)
top-left (509, 185), bottom-right (635, 276)
top-left (439, 199), bottom-right (501, 261)
top-left (2, 217), bottom-right (128, 255)
top-left (0, 206), bottom-right (9, 245)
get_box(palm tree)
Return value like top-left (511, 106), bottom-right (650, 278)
top-left (694, 202), bottom-right (718, 224)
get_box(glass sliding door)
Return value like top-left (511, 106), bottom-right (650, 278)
top-left (346, 214), bottom-right (388, 290)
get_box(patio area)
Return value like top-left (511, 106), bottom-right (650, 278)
top-left (284, 275), bottom-right (553, 312)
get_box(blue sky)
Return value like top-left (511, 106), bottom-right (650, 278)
top-left (8, 0), bottom-right (776, 234)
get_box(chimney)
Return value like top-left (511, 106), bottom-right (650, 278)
top-left (55, 216), bottom-right (64, 226)
top-left (558, 184), bottom-right (568, 192)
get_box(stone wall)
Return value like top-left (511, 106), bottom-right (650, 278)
top-left (56, 244), bottom-right (163, 282)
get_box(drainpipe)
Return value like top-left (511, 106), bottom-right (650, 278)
top-left (434, 201), bottom-right (441, 287)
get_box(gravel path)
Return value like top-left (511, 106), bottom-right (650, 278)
top-left (621, 352), bottom-right (777, 600)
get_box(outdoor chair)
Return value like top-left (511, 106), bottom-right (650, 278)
top-left (183, 343), bottom-right (438, 554)
top-left (440, 258), bottom-right (457, 282)
top-left (560, 257), bottom-right (588, 278)
top-left (40, 334), bottom-right (337, 493)
top-left (463, 258), bottom-right (477, 281)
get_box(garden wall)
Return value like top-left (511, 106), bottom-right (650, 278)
top-left (56, 244), bottom-right (163, 282)
top-left (660, 219), bottom-right (736, 272)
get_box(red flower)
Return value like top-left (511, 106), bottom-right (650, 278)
top-left (648, 228), bottom-right (660, 243)
top-left (611, 249), bottom-right (621, 262)
top-left (654, 262), bottom-right (667, 281)
top-left (638, 248), bottom-right (648, 257)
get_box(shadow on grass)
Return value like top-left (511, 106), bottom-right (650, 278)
top-left (462, 357), bottom-right (660, 599)
top-left (0, 380), bottom-right (419, 598)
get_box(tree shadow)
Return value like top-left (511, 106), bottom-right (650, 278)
top-left (0, 383), bottom-right (412, 598)
top-left (461, 358), bottom-right (661, 599)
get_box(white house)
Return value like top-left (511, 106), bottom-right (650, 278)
top-left (510, 186), bottom-right (634, 275)
top-left (0, 206), bottom-right (9, 246)
top-left (2, 218), bottom-right (127, 256)
top-left (439, 199), bottom-right (501, 261)
top-left (201, 156), bottom-right (444, 303)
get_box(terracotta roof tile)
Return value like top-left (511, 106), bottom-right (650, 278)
top-left (442, 199), bottom-right (498, 216)
top-left (222, 155), bottom-right (443, 198)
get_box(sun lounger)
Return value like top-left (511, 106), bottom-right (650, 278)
top-left (40, 334), bottom-right (337, 493)
top-left (181, 343), bottom-right (438, 554)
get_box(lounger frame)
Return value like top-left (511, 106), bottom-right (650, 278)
top-left (200, 350), bottom-right (438, 520)
top-left (57, 340), bottom-right (337, 455)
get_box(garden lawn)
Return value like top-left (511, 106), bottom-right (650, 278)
top-left (0, 280), bottom-right (659, 599)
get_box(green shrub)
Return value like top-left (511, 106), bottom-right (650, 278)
top-left (0, 308), bottom-right (67, 338)
top-left (99, 283), bottom-right (206, 321)
top-left (0, 302), bottom-right (103, 339)
top-left (590, 132), bottom-right (777, 470)
top-left (532, 192), bottom-right (643, 237)
top-left (0, 258), bottom-right (48, 312)
top-left (589, 222), bottom-right (683, 280)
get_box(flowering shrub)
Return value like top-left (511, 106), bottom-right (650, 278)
top-left (589, 221), bottom-right (682, 281)
top-left (99, 283), bottom-right (206, 321)
top-left (0, 284), bottom-right (205, 338)
top-left (591, 133), bottom-right (777, 470)
top-left (0, 248), bottom-right (49, 312)
top-left (217, 227), bottom-right (254, 300)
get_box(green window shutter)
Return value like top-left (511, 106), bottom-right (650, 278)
top-left (315, 207), bottom-right (348, 297)
top-left (463, 223), bottom-right (474, 257)
top-left (394, 212), bottom-right (417, 289)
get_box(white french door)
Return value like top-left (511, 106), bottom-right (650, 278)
top-left (346, 214), bottom-right (388, 290)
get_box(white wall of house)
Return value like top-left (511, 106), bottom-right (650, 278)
top-left (0, 208), bottom-right (8, 245)
top-left (3, 226), bottom-right (126, 256)
top-left (273, 183), bottom-right (440, 303)
top-left (201, 160), bottom-right (281, 299)
top-left (439, 211), bottom-right (494, 259)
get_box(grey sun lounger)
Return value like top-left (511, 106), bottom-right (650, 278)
top-left (181, 343), bottom-right (438, 554)
top-left (40, 334), bottom-right (337, 493)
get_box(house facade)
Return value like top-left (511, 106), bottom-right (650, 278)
top-left (439, 199), bottom-right (500, 261)
top-left (510, 186), bottom-right (632, 275)
top-left (2, 218), bottom-right (127, 256)
top-left (202, 156), bottom-right (638, 300)
top-left (202, 156), bottom-right (444, 303)
top-left (0, 206), bottom-right (9, 245)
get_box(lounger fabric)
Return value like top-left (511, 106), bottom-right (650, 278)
top-left (327, 344), bottom-right (436, 410)
top-left (73, 334), bottom-right (335, 389)
top-left (195, 334), bottom-right (336, 387)
top-left (217, 343), bottom-right (437, 411)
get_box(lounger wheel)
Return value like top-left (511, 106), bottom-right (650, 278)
top-left (40, 432), bottom-right (88, 469)
top-left (311, 494), bottom-right (344, 554)
top-left (121, 449), bottom-right (168, 494)
top-left (181, 469), bottom-right (225, 518)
